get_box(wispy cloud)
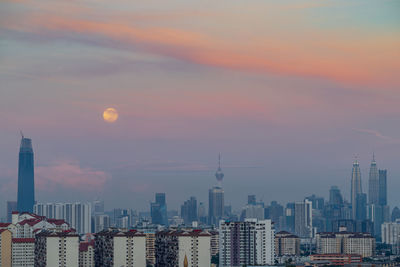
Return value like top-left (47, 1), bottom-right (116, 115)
top-left (354, 128), bottom-right (400, 144)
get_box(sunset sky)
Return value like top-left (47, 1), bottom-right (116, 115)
top-left (1, 0), bottom-right (399, 215)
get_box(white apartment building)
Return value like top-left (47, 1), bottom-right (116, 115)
top-left (79, 240), bottom-right (95, 267)
top-left (34, 230), bottom-right (80, 267)
top-left (219, 219), bottom-right (275, 267)
top-left (382, 220), bottom-right (400, 245)
top-left (95, 229), bottom-right (146, 267)
top-left (316, 231), bottom-right (375, 258)
top-left (156, 229), bottom-right (211, 267)
top-left (34, 202), bottom-right (92, 234)
top-left (12, 238), bottom-right (35, 267)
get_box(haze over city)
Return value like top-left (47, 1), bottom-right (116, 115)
top-left (1, 0), bottom-right (400, 218)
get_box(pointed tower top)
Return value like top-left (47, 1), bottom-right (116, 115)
top-left (353, 154), bottom-right (359, 165)
top-left (184, 254), bottom-right (188, 267)
top-left (372, 152), bottom-right (376, 163)
top-left (215, 153), bottom-right (224, 183)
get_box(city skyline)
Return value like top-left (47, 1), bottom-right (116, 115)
top-left (1, 0), bottom-right (400, 216)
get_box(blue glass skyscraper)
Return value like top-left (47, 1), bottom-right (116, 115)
top-left (17, 135), bottom-right (35, 213)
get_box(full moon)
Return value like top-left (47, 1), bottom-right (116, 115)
top-left (103, 108), bottom-right (118, 123)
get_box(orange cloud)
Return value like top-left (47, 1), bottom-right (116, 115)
top-left (3, 5), bottom-right (399, 88)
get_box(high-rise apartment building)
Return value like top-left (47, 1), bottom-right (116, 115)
top-left (351, 159), bottom-right (362, 220)
top-left (17, 136), bottom-right (35, 213)
top-left (34, 202), bottom-right (92, 234)
top-left (219, 219), bottom-right (275, 267)
top-left (35, 230), bottom-right (80, 267)
top-left (94, 214), bottom-right (110, 233)
top-left (151, 193), bottom-right (168, 226)
top-left (79, 240), bottom-right (95, 267)
top-left (368, 155), bottom-right (379, 205)
top-left (381, 220), bottom-right (400, 245)
top-left (94, 229), bottom-right (146, 267)
top-left (294, 199), bottom-right (313, 238)
top-left (155, 229), bottom-right (211, 267)
top-left (12, 237), bottom-right (35, 266)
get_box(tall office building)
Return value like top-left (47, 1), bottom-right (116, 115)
top-left (180, 196), bottom-right (197, 225)
top-left (17, 135), bottom-right (35, 213)
top-left (329, 186), bottom-right (343, 206)
top-left (368, 154), bottom-right (379, 205)
top-left (378, 169), bottom-right (387, 206)
top-left (208, 155), bottom-right (225, 226)
top-left (6, 201), bottom-right (17, 222)
top-left (151, 193), bottom-right (168, 225)
top-left (351, 159), bottom-right (362, 220)
top-left (355, 193), bottom-right (367, 220)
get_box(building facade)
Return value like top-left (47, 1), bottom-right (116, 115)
top-left (0, 229), bottom-right (12, 267)
top-left (275, 231), bottom-right (300, 256)
top-left (219, 219), bottom-right (275, 267)
top-left (17, 136), bottom-right (35, 213)
top-left (155, 229), bottom-right (211, 267)
top-left (34, 202), bottom-right (92, 234)
top-left (351, 159), bottom-right (362, 220)
top-left (79, 240), bottom-right (95, 267)
top-left (316, 231), bottom-right (375, 258)
top-left (34, 230), bottom-right (80, 267)
top-left (95, 229), bottom-right (146, 267)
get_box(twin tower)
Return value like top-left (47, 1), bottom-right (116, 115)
top-left (17, 135), bottom-right (35, 213)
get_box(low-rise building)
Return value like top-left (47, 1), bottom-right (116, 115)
top-left (275, 231), bottom-right (300, 256)
top-left (310, 254), bottom-right (362, 266)
top-left (316, 231), bottom-right (375, 258)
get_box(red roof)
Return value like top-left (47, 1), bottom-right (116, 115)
top-left (12, 211), bottom-right (19, 214)
top-left (0, 229), bottom-right (10, 234)
top-left (19, 219), bottom-right (41, 226)
top-left (0, 223), bottom-right (11, 227)
top-left (79, 240), bottom-right (95, 252)
top-left (12, 238), bottom-right (35, 243)
top-left (47, 219), bottom-right (67, 226)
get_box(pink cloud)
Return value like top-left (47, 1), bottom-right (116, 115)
top-left (36, 160), bottom-right (110, 192)
top-left (2, 8), bottom-right (399, 87)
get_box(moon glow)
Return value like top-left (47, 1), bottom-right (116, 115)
top-left (103, 108), bottom-right (118, 123)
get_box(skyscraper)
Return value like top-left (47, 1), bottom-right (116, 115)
top-left (180, 196), bottom-right (197, 225)
top-left (17, 135), bottom-right (35, 213)
top-left (378, 169), bottom-right (387, 206)
top-left (368, 154), bottom-right (379, 205)
top-left (208, 155), bottom-right (224, 225)
top-left (294, 199), bottom-right (313, 238)
top-left (329, 186), bottom-right (343, 206)
top-left (151, 193), bottom-right (168, 225)
top-left (351, 159), bottom-right (362, 220)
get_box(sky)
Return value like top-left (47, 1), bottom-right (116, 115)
top-left (0, 0), bottom-right (399, 217)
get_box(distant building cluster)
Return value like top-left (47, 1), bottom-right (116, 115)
top-left (1, 135), bottom-right (400, 266)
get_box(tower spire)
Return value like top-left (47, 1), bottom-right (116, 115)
top-left (218, 153), bottom-right (221, 170)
